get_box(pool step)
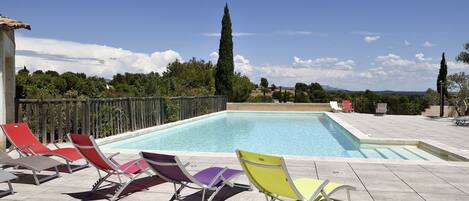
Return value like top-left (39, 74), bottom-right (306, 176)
top-left (347, 146), bottom-right (443, 161)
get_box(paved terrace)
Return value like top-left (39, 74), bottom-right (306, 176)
top-left (334, 113), bottom-right (469, 150)
top-left (2, 113), bottom-right (469, 201)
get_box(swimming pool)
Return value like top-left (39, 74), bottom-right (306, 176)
top-left (103, 112), bottom-right (443, 161)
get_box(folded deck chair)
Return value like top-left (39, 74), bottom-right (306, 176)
top-left (342, 100), bottom-right (354, 113)
top-left (236, 150), bottom-right (355, 201)
top-left (140, 151), bottom-right (249, 201)
top-left (375, 103), bottom-right (387, 115)
top-left (0, 170), bottom-right (17, 197)
top-left (329, 101), bottom-right (342, 112)
top-left (69, 134), bottom-right (150, 201)
top-left (0, 151), bottom-right (61, 185)
top-left (1, 123), bottom-right (88, 173)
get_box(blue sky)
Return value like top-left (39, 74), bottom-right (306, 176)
top-left (4, 0), bottom-right (469, 90)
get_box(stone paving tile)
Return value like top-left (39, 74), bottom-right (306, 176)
top-left (419, 193), bottom-right (469, 201)
top-left (369, 191), bottom-right (424, 201)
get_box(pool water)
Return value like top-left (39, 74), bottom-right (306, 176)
top-left (103, 112), bottom-right (442, 161)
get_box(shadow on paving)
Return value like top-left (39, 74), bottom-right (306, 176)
top-left (7, 172), bottom-right (59, 185)
top-left (65, 176), bottom-right (165, 200)
top-left (171, 186), bottom-right (250, 201)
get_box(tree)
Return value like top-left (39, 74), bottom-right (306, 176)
top-left (215, 4), bottom-right (234, 100)
top-left (270, 84), bottom-right (277, 91)
top-left (447, 72), bottom-right (469, 116)
top-left (456, 41), bottom-right (469, 64)
top-left (437, 53), bottom-right (448, 116)
top-left (231, 73), bottom-right (253, 102)
top-left (260, 77), bottom-right (269, 96)
top-left (437, 53), bottom-right (448, 96)
top-left (294, 82), bottom-right (310, 103)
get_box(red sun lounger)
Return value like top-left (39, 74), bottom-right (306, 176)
top-left (1, 123), bottom-right (88, 173)
top-left (69, 134), bottom-right (150, 201)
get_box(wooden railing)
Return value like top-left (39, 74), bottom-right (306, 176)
top-left (15, 96), bottom-right (227, 143)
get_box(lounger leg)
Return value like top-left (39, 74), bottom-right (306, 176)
top-left (207, 185), bottom-right (225, 201)
top-left (201, 189), bottom-right (206, 201)
top-left (346, 189), bottom-right (351, 201)
top-left (32, 170), bottom-right (40, 185)
top-left (110, 172), bottom-right (143, 201)
top-left (0, 181), bottom-right (14, 197)
top-left (320, 190), bottom-right (332, 201)
top-left (7, 181), bottom-right (13, 194)
top-left (92, 173), bottom-right (112, 191)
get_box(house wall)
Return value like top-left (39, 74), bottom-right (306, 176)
top-left (0, 29), bottom-right (16, 150)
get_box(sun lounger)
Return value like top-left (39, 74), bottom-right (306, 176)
top-left (1, 123), bottom-right (88, 173)
top-left (0, 151), bottom-right (61, 185)
top-left (236, 150), bottom-right (356, 201)
top-left (329, 101), bottom-right (343, 112)
top-left (455, 116), bottom-right (469, 126)
top-left (68, 134), bottom-right (150, 201)
top-left (140, 151), bottom-right (249, 201)
top-left (0, 170), bottom-right (17, 197)
top-left (375, 103), bottom-right (387, 115)
top-left (343, 100), bottom-right (354, 112)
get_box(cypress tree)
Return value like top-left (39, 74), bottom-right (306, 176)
top-left (215, 4), bottom-right (234, 100)
top-left (437, 52), bottom-right (448, 97)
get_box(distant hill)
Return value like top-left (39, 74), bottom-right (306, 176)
top-left (278, 85), bottom-right (426, 96)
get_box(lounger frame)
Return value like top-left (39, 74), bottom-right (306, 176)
top-left (141, 152), bottom-right (248, 201)
top-left (68, 134), bottom-right (149, 201)
top-left (237, 150), bottom-right (355, 201)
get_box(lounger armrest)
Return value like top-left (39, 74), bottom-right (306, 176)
top-left (107, 152), bottom-right (121, 159)
top-left (208, 167), bottom-right (228, 188)
top-left (16, 144), bottom-right (37, 155)
top-left (107, 152), bottom-right (121, 165)
top-left (52, 139), bottom-right (62, 149)
top-left (121, 159), bottom-right (147, 173)
top-left (308, 179), bottom-right (330, 201)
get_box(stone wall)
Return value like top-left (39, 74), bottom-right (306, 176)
top-left (227, 103), bottom-right (331, 111)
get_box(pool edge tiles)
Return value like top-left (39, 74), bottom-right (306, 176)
top-left (98, 111), bottom-right (466, 162)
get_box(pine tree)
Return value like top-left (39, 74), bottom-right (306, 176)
top-left (215, 4), bottom-right (234, 100)
top-left (437, 52), bottom-right (448, 97)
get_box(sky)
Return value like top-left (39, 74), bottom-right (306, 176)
top-left (3, 0), bottom-right (469, 91)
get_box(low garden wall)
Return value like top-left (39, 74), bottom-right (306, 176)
top-left (227, 103), bottom-right (331, 111)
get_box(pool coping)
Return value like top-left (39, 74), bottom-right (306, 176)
top-left (96, 110), bottom-right (469, 165)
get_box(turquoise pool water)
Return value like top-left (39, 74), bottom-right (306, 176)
top-left (103, 112), bottom-right (442, 160)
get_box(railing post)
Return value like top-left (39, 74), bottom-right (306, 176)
top-left (85, 99), bottom-right (91, 134)
top-left (127, 97), bottom-right (134, 131)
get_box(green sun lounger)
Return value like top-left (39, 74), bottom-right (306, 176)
top-left (236, 150), bottom-right (355, 201)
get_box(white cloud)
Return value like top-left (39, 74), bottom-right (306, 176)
top-left (15, 36), bottom-right (182, 78)
top-left (233, 55), bottom-right (253, 76)
top-left (202, 32), bottom-right (257, 37)
top-left (208, 52), bottom-right (253, 76)
top-left (404, 40), bottom-right (411, 46)
top-left (415, 52), bottom-right (432, 61)
top-left (292, 56), bottom-right (355, 70)
top-left (286, 31), bottom-right (312, 36)
top-left (364, 36), bottom-right (381, 43)
top-left (351, 31), bottom-right (382, 36)
top-left (423, 41), bottom-right (436, 47)
top-left (209, 51), bottom-right (219, 62)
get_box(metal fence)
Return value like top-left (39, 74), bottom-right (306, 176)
top-left (15, 96), bottom-right (227, 143)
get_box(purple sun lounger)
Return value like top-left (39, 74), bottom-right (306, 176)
top-left (140, 152), bottom-right (250, 201)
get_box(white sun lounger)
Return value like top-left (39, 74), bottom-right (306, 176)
top-left (330, 101), bottom-right (343, 112)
